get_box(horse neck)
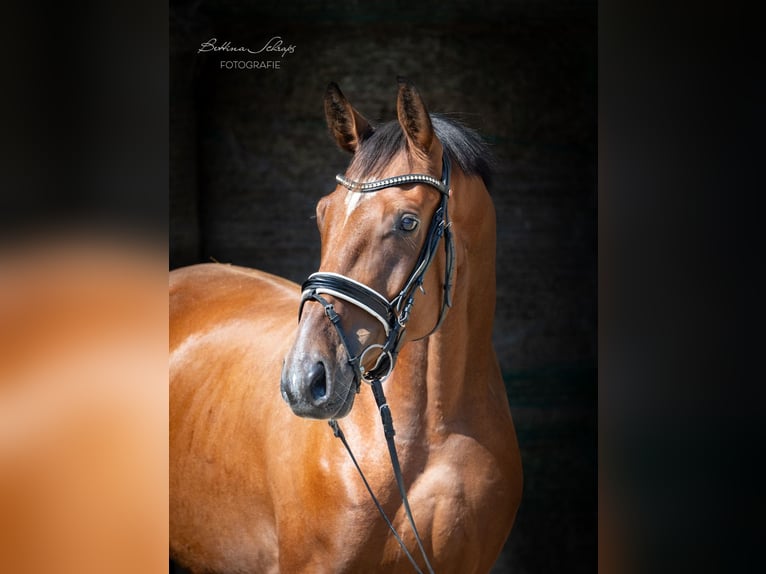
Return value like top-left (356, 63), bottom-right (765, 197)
top-left (380, 170), bottom-right (501, 433)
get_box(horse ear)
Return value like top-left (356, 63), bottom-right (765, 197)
top-left (324, 82), bottom-right (373, 153)
top-left (396, 77), bottom-right (434, 156)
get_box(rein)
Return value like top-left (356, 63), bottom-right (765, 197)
top-left (329, 379), bottom-right (434, 574)
top-left (299, 154), bottom-right (454, 574)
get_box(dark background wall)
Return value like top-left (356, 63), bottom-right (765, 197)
top-left (170, 1), bottom-right (596, 572)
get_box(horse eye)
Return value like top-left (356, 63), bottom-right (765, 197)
top-left (399, 215), bottom-right (419, 232)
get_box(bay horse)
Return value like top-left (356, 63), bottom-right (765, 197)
top-left (170, 78), bottom-right (522, 573)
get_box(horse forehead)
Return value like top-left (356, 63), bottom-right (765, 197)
top-left (337, 156), bottom-right (431, 223)
top-left (340, 185), bottom-right (389, 224)
top-left (340, 185), bottom-right (401, 225)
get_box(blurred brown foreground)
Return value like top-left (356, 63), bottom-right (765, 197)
top-left (0, 232), bottom-right (168, 574)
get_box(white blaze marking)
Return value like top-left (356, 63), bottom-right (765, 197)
top-left (343, 190), bottom-right (366, 224)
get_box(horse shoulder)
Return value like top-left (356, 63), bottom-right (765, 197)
top-left (406, 427), bottom-right (521, 573)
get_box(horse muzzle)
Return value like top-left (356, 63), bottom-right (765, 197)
top-left (280, 322), bottom-right (359, 420)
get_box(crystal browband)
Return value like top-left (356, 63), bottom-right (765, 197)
top-left (335, 172), bottom-right (449, 196)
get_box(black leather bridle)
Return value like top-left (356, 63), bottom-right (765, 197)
top-left (299, 152), bottom-right (455, 387)
top-left (297, 153), bottom-right (455, 574)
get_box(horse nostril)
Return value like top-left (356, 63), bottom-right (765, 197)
top-left (308, 362), bottom-right (327, 402)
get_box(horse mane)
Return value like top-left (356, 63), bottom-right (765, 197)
top-left (348, 114), bottom-right (494, 190)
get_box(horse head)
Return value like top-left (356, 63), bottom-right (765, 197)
top-left (280, 79), bottom-right (452, 419)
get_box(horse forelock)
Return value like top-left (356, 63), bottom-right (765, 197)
top-left (346, 115), bottom-right (494, 189)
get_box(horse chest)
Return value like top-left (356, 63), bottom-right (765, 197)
top-left (308, 436), bottom-right (510, 573)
